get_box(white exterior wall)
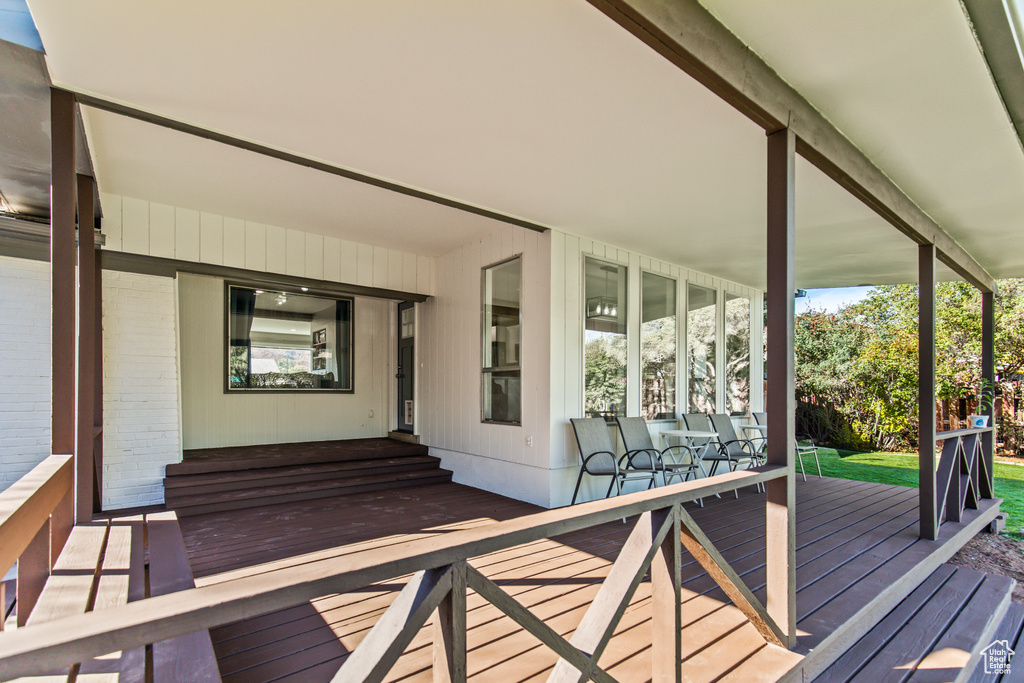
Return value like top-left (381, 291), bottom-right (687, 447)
top-left (418, 227), bottom-right (552, 507)
top-left (177, 273), bottom-right (391, 449)
top-left (102, 271), bottom-right (182, 509)
top-left (0, 256), bottom-right (51, 492)
top-left (548, 231), bottom-right (763, 506)
top-left (100, 193), bottom-right (435, 296)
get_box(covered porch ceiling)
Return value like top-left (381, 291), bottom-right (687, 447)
top-left (19, 0), bottom-right (1024, 290)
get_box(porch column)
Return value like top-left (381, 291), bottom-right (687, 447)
top-left (77, 174), bottom-right (98, 516)
top-left (50, 88), bottom-right (77, 470)
top-left (981, 290), bottom-right (995, 498)
top-left (765, 127), bottom-right (796, 645)
top-left (919, 244), bottom-right (938, 540)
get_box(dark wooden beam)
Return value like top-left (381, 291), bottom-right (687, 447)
top-left (50, 88), bottom-right (76, 461)
top-left (76, 175), bottom-right (96, 521)
top-left (919, 244), bottom-right (938, 540)
top-left (585, 0), bottom-right (994, 292)
top-left (60, 88), bottom-right (549, 237)
top-left (981, 290), bottom-right (995, 498)
top-left (765, 127), bottom-right (796, 646)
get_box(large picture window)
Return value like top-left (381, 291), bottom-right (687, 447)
top-left (687, 283), bottom-right (717, 413)
top-left (584, 257), bottom-right (627, 421)
top-left (482, 257), bottom-right (522, 424)
top-left (725, 293), bottom-right (751, 415)
top-left (227, 285), bottom-right (353, 392)
top-left (641, 272), bottom-right (676, 419)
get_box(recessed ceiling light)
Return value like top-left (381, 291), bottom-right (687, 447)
top-left (290, 328), bottom-right (297, 332)
top-left (255, 290), bottom-right (264, 294)
top-left (301, 287), bottom-right (308, 292)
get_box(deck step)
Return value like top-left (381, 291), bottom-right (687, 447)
top-left (815, 564), bottom-right (1015, 682)
top-left (168, 469), bottom-right (453, 517)
top-left (168, 437), bottom-right (428, 476)
top-left (164, 437), bottom-right (448, 517)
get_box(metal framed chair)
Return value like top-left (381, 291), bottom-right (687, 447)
top-left (707, 413), bottom-right (766, 495)
top-left (569, 418), bottom-right (659, 505)
top-left (615, 417), bottom-right (705, 505)
top-left (752, 412), bottom-right (822, 481)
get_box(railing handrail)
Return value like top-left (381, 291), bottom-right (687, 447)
top-left (936, 427), bottom-right (995, 439)
top-left (0, 453), bottom-right (73, 574)
top-left (0, 465), bottom-right (785, 677)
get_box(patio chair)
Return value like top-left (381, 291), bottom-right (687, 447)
top-left (752, 412), bottom-right (822, 481)
top-left (616, 417), bottom-right (705, 506)
top-left (569, 418), bottom-right (659, 505)
top-left (708, 413), bottom-right (766, 494)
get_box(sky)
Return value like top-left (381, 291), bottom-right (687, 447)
top-left (794, 286), bottom-right (873, 315)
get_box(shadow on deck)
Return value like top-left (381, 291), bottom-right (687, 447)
top-left (177, 476), bottom-right (1001, 682)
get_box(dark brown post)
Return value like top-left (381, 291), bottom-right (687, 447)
top-left (765, 127), bottom-right (796, 646)
top-left (981, 290), bottom-right (995, 498)
top-left (77, 174), bottom-right (96, 519)
top-left (919, 244), bottom-right (938, 540)
top-left (51, 88), bottom-right (77, 465)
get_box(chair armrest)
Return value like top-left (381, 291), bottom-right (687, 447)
top-left (620, 448), bottom-right (662, 471)
top-left (581, 450), bottom-right (620, 474)
top-left (660, 444), bottom-right (697, 463)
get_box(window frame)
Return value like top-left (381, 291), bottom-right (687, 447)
top-left (223, 281), bottom-right (355, 394)
top-left (640, 269), bottom-right (678, 421)
top-left (480, 255), bottom-right (523, 425)
top-left (582, 254), bottom-right (629, 422)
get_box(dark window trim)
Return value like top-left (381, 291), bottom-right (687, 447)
top-left (223, 281), bottom-right (355, 395)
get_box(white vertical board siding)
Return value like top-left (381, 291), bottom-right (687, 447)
top-left (0, 256), bottom-right (51, 493)
top-left (418, 228), bottom-right (553, 507)
top-left (100, 194), bottom-right (435, 297)
top-left (178, 273), bottom-right (390, 448)
top-left (102, 271), bottom-right (182, 509)
top-left (547, 230), bottom-right (762, 506)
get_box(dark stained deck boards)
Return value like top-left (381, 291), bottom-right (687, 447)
top-left (967, 603), bottom-right (1024, 683)
top-left (176, 477), bottom-right (1001, 682)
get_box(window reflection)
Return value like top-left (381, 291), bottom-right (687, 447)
top-left (687, 284), bottom-right (717, 412)
top-left (642, 272), bottom-right (676, 419)
top-left (725, 293), bottom-right (751, 415)
top-left (584, 257), bottom-right (627, 421)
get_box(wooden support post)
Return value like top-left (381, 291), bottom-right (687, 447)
top-left (981, 290), bottom-right (996, 499)
top-left (651, 507), bottom-right (681, 683)
top-left (77, 174), bottom-right (96, 519)
top-left (94, 246), bottom-right (104, 509)
top-left (50, 88), bottom-right (77, 466)
top-left (16, 521), bottom-right (50, 627)
top-left (919, 244), bottom-right (938, 540)
top-left (765, 127), bottom-right (796, 646)
top-left (433, 562), bottom-right (466, 683)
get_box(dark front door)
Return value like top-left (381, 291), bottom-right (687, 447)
top-left (396, 302), bottom-right (415, 432)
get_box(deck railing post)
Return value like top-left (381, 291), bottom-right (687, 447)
top-left (16, 518), bottom-right (51, 627)
top-left (433, 561), bottom-right (467, 683)
top-left (765, 126), bottom-right (797, 646)
top-left (651, 505), bottom-right (681, 683)
top-left (77, 174), bottom-right (97, 517)
top-left (50, 88), bottom-right (77, 514)
top-left (981, 290), bottom-right (996, 498)
top-left (919, 244), bottom-right (938, 540)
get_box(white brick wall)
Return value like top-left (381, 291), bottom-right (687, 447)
top-left (0, 256), bottom-right (51, 492)
top-left (103, 271), bottom-right (181, 508)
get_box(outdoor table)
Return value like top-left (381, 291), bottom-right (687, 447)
top-left (660, 428), bottom-right (720, 497)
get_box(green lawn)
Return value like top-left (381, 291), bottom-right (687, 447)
top-left (798, 447), bottom-right (1024, 540)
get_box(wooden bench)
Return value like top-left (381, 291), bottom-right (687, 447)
top-left (12, 511), bottom-right (220, 681)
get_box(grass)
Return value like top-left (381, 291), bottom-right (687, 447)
top-left (798, 447), bottom-right (1024, 540)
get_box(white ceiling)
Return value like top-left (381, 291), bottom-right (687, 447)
top-left (25, 0), bottom-right (1020, 289)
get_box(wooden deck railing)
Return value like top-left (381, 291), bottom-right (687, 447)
top-left (0, 453), bottom-right (74, 628)
top-left (933, 427), bottom-right (996, 528)
top-left (0, 464), bottom-right (790, 682)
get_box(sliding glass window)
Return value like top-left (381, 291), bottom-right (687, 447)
top-left (482, 256), bottom-right (522, 424)
top-left (687, 283), bottom-right (717, 413)
top-left (227, 285), bottom-right (353, 392)
top-left (725, 293), bottom-right (751, 415)
top-left (641, 272), bottom-right (676, 419)
top-left (584, 257), bottom-right (627, 421)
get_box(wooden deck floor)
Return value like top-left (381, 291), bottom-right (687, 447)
top-left (177, 476), bottom-right (1000, 682)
